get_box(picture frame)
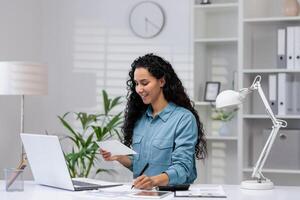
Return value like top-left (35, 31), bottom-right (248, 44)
top-left (204, 81), bottom-right (221, 102)
top-left (200, 0), bottom-right (211, 4)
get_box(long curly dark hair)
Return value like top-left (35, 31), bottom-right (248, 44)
top-left (122, 53), bottom-right (207, 159)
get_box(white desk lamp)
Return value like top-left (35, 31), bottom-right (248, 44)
top-left (215, 75), bottom-right (287, 190)
top-left (0, 62), bottom-right (47, 187)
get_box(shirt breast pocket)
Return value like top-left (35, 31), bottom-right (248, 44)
top-left (132, 135), bottom-right (143, 161)
top-left (150, 139), bottom-right (173, 166)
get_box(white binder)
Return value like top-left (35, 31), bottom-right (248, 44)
top-left (287, 27), bottom-right (295, 69)
top-left (277, 29), bottom-right (286, 68)
top-left (268, 74), bottom-right (277, 114)
top-left (278, 73), bottom-right (293, 115)
top-left (294, 26), bottom-right (300, 69)
top-left (294, 75), bottom-right (300, 114)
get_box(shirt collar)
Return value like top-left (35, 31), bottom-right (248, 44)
top-left (146, 102), bottom-right (177, 122)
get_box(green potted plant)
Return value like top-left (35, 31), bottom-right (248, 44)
top-left (210, 107), bottom-right (238, 136)
top-left (58, 90), bottom-right (123, 178)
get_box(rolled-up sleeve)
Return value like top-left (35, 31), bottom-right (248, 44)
top-left (127, 155), bottom-right (133, 171)
top-left (164, 113), bottom-right (197, 185)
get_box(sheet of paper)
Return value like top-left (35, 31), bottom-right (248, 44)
top-left (175, 185), bottom-right (226, 198)
top-left (84, 186), bottom-right (172, 199)
top-left (85, 190), bottom-right (132, 198)
top-left (97, 140), bottom-right (137, 155)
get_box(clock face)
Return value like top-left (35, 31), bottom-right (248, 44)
top-left (129, 1), bottom-right (165, 39)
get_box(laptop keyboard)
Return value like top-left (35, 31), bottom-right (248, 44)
top-left (72, 180), bottom-right (100, 187)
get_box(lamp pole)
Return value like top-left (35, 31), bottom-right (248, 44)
top-left (21, 95), bottom-right (26, 162)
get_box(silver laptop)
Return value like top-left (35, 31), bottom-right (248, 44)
top-left (21, 133), bottom-right (122, 191)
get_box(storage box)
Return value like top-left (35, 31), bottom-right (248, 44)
top-left (252, 129), bottom-right (300, 170)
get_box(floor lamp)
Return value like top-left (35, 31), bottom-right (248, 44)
top-left (0, 62), bottom-right (48, 188)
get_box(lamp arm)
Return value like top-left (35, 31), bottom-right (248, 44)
top-left (251, 81), bottom-right (287, 181)
top-left (251, 125), bottom-right (281, 181)
top-left (256, 84), bottom-right (278, 125)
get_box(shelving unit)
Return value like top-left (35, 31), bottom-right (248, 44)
top-left (194, 101), bottom-right (214, 106)
top-left (243, 114), bottom-right (300, 119)
top-left (194, 37), bottom-right (238, 43)
top-left (244, 16), bottom-right (300, 23)
top-left (193, 0), bottom-right (300, 186)
top-left (243, 69), bottom-right (300, 73)
top-left (193, 0), bottom-right (239, 184)
top-left (241, 0), bottom-right (300, 186)
top-left (206, 136), bottom-right (238, 141)
top-left (194, 2), bottom-right (238, 10)
top-left (243, 168), bottom-right (300, 175)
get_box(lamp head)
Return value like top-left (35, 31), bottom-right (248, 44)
top-left (0, 62), bottom-right (47, 95)
top-left (215, 90), bottom-right (242, 109)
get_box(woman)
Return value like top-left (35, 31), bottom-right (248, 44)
top-left (101, 53), bottom-right (207, 189)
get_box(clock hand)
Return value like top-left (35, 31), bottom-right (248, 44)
top-left (145, 18), bottom-right (148, 33)
top-left (145, 17), bottom-right (160, 30)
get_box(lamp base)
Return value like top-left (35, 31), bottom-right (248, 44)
top-left (241, 180), bottom-right (274, 190)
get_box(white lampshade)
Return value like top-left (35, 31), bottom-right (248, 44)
top-left (0, 62), bottom-right (47, 95)
top-left (215, 90), bottom-right (242, 109)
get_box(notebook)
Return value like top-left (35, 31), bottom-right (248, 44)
top-left (21, 133), bottom-right (122, 191)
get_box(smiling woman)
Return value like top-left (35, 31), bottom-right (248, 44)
top-left (100, 53), bottom-right (207, 190)
top-left (134, 67), bottom-right (167, 113)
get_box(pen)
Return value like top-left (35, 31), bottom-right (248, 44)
top-left (131, 163), bottom-right (149, 189)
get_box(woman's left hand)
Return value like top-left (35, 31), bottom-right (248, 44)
top-left (133, 175), bottom-right (156, 190)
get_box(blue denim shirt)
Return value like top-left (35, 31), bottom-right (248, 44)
top-left (130, 102), bottom-right (197, 185)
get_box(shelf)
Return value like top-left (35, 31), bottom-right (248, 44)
top-left (244, 16), bottom-right (300, 23)
top-left (194, 3), bottom-right (238, 12)
top-left (193, 0), bottom-right (300, 186)
top-left (194, 101), bottom-right (214, 106)
top-left (243, 168), bottom-right (300, 174)
top-left (206, 136), bottom-right (238, 141)
top-left (243, 114), bottom-right (300, 119)
top-left (243, 69), bottom-right (300, 74)
top-left (194, 37), bottom-right (238, 43)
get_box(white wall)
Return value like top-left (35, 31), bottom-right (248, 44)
top-left (0, 0), bottom-right (193, 181)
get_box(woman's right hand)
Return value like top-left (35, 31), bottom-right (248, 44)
top-left (100, 148), bottom-right (121, 161)
top-left (100, 148), bottom-right (132, 168)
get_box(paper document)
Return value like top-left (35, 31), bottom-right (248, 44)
top-left (175, 185), bottom-right (226, 198)
top-left (85, 185), bottom-right (172, 199)
top-left (85, 190), bottom-right (132, 198)
top-left (97, 140), bottom-right (137, 155)
top-left (83, 184), bottom-right (132, 198)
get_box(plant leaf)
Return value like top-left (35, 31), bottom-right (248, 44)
top-left (110, 96), bottom-right (122, 110)
top-left (102, 90), bottom-right (110, 115)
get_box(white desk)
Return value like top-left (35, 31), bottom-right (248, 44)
top-left (1, 181), bottom-right (300, 200)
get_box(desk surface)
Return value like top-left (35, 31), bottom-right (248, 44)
top-left (1, 181), bottom-right (300, 200)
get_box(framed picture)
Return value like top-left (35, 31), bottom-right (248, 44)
top-left (199, 0), bottom-right (211, 4)
top-left (204, 81), bottom-right (221, 102)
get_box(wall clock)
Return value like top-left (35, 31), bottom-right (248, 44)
top-left (129, 1), bottom-right (166, 39)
